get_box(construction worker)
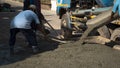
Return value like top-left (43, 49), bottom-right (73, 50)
top-left (23, 0), bottom-right (30, 10)
top-left (9, 5), bottom-right (48, 55)
top-left (111, 0), bottom-right (120, 18)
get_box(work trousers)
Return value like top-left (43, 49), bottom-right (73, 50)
top-left (9, 28), bottom-right (37, 49)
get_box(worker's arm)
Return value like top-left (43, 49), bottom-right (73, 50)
top-left (36, 24), bottom-right (50, 36)
top-left (31, 11), bottom-right (50, 35)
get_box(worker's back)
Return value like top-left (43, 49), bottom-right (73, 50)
top-left (10, 10), bottom-right (40, 29)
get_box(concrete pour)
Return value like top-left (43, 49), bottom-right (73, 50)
top-left (0, 0), bottom-right (120, 68)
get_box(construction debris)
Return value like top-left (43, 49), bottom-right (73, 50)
top-left (84, 36), bottom-right (111, 44)
top-left (113, 45), bottom-right (120, 50)
top-left (79, 8), bottom-right (112, 44)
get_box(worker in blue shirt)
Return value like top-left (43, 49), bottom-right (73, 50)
top-left (9, 5), bottom-right (49, 55)
top-left (23, 0), bottom-right (47, 36)
top-left (111, 0), bottom-right (120, 18)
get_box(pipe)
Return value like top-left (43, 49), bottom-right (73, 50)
top-left (72, 7), bottom-right (111, 16)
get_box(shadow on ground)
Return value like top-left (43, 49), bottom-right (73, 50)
top-left (0, 6), bottom-right (60, 66)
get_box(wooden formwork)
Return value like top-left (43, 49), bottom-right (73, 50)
top-left (83, 36), bottom-right (120, 50)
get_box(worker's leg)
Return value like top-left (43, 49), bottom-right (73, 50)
top-left (118, 4), bottom-right (120, 16)
top-left (20, 29), bottom-right (39, 53)
top-left (9, 28), bottom-right (20, 55)
top-left (112, 0), bottom-right (119, 13)
top-left (23, 0), bottom-right (30, 10)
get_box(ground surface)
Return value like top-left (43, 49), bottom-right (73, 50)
top-left (0, 0), bottom-right (120, 68)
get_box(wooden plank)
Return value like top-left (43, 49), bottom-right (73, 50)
top-left (84, 36), bottom-right (111, 44)
top-left (79, 8), bottom-right (112, 44)
top-left (113, 45), bottom-right (120, 51)
top-left (36, 32), bottom-right (67, 44)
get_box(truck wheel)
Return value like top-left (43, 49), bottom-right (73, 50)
top-left (110, 28), bottom-right (120, 42)
top-left (61, 14), bottom-right (72, 40)
top-left (97, 25), bottom-right (111, 39)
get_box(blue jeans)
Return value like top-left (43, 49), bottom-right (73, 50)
top-left (9, 28), bottom-right (38, 51)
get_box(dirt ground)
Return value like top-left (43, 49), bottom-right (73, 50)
top-left (0, 0), bottom-right (120, 68)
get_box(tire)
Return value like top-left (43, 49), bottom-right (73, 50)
top-left (97, 25), bottom-right (111, 39)
top-left (61, 14), bottom-right (72, 39)
top-left (110, 28), bottom-right (120, 42)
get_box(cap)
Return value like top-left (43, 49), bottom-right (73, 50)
top-left (29, 5), bottom-right (36, 10)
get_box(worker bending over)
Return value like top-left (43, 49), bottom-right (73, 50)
top-left (9, 5), bottom-right (48, 55)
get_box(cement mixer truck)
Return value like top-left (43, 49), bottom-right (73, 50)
top-left (56, 0), bottom-right (119, 42)
top-left (56, 0), bottom-right (120, 48)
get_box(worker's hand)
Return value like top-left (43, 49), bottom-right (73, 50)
top-left (44, 29), bottom-right (50, 35)
top-left (41, 19), bottom-right (47, 24)
top-left (41, 29), bottom-right (50, 40)
top-left (40, 27), bottom-right (50, 36)
top-left (36, 24), bottom-right (49, 36)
